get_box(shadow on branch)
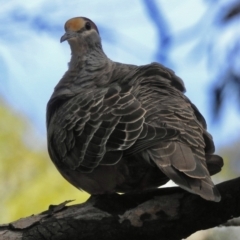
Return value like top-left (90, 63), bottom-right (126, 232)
top-left (0, 177), bottom-right (240, 240)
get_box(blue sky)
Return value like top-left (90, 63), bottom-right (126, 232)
top-left (0, 0), bottom-right (239, 149)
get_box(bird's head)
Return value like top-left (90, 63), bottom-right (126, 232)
top-left (60, 17), bottom-right (101, 53)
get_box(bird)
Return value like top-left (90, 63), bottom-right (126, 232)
top-left (47, 17), bottom-right (223, 202)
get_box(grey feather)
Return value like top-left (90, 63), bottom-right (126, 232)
top-left (47, 17), bottom-right (223, 201)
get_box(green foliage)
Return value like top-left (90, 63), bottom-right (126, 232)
top-left (0, 100), bottom-right (88, 224)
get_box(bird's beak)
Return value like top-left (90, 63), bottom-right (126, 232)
top-left (60, 31), bottom-right (77, 43)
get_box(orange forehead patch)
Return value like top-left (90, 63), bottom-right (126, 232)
top-left (64, 17), bottom-right (85, 32)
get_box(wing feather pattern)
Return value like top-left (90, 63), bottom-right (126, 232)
top-left (48, 83), bottom-right (179, 174)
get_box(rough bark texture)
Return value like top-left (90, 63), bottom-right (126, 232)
top-left (0, 177), bottom-right (240, 240)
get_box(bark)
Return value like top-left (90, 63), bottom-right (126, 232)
top-left (0, 177), bottom-right (240, 240)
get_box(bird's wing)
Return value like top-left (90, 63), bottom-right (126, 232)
top-left (127, 63), bottom-right (222, 201)
top-left (47, 84), bottom-right (179, 173)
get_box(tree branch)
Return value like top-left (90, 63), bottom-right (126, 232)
top-left (142, 0), bottom-right (172, 65)
top-left (1, 177), bottom-right (240, 240)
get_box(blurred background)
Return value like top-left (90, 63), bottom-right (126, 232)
top-left (0, 0), bottom-right (240, 239)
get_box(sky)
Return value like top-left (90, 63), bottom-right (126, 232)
top-left (0, 0), bottom-right (239, 149)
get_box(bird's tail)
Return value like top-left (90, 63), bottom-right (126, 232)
top-left (147, 142), bottom-right (222, 202)
top-left (206, 154), bottom-right (224, 176)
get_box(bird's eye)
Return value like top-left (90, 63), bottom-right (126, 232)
top-left (85, 22), bottom-right (91, 30)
